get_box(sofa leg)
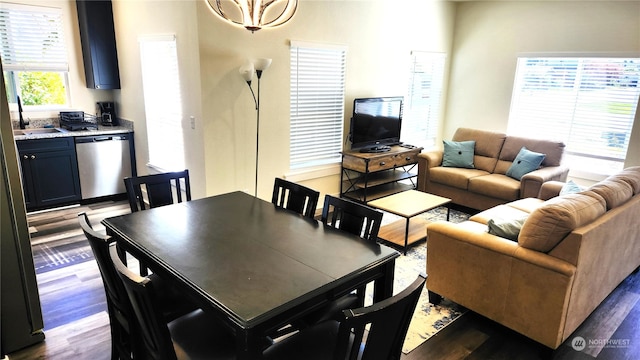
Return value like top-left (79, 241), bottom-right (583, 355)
top-left (428, 290), bottom-right (443, 305)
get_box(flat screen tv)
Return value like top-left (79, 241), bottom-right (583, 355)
top-left (350, 96), bottom-right (403, 150)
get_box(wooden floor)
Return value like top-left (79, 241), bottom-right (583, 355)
top-left (7, 200), bottom-right (640, 360)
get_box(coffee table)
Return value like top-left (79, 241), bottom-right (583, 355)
top-left (368, 190), bottom-right (451, 254)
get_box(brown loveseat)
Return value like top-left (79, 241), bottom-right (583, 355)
top-left (417, 128), bottom-right (569, 210)
top-left (426, 167), bottom-right (640, 349)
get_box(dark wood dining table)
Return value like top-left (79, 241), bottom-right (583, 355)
top-left (102, 191), bottom-right (399, 359)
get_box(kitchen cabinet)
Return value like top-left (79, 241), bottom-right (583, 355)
top-left (76, 0), bottom-right (121, 89)
top-left (340, 145), bottom-right (423, 203)
top-left (16, 138), bottom-right (81, 211)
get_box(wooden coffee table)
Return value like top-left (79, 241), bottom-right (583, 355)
top-left (368, 190), bottom-right (451, 254)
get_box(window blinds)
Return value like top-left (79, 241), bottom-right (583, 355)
top-left (0, 3), bottom-right (68, 71)
top-left (508, 57), bottom-right (640, 169)
top-left (403, 51), bottom-right (446, 149)
top-left (290, 41), bottom-right (347, 170)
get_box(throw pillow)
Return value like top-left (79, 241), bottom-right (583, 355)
top-left (506, 147), bottom-right (546, 180)
top-left (560, 180), bottom-right (583, 195)
top-left (487, 214), bottom-right (528, 241)
top-left (442, 140), bottom-right (475, 168)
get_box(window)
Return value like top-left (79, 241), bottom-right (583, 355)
top-left (0, 3), bottom-right (69, 108)
top-left (139, 35), bottom-right (185, 171)
top-left (290, 41), bottom-right (347, 170)
top-left (508, 57), bottom-right (640, 179)
top-left (403, 51), bottom-right (446, 149)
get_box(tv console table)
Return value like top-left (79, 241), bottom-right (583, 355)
top-left (340, 145), bottom-right (423, 203)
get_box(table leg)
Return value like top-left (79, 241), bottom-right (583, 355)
top-left (446, 205), bottom-right (451, 221)
top-left (373, 259), bottom-right (396, 302)
top-left (404, 217), bottom-right (410, 255)
top-left (236, 330), bottom-right (263, 360)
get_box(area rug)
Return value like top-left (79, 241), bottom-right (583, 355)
top-left (379, 205), bottom-right (470, 354)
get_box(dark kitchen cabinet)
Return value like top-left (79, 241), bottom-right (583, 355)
top-left (16, 138), bottom-right (81, 211)
top-left (76, 0), bottom-right (121, 89)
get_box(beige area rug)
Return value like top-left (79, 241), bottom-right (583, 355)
top-left (375, 206), bottom-right (470, 354)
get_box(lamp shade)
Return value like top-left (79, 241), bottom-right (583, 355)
top-left (239, 61), bottom-right (255, 82)
top-left (254, 58), bottom-right (272, 71)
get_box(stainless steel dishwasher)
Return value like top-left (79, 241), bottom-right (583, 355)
top-left (75, 134), bottom-right (133, 199)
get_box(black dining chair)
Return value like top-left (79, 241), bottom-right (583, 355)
top-left (124, 170), bottom-right (191, 213)
top-left (79, 213), bottom-right (197, 360)
top-left (271, 177), bottom-right (320, 219)
top-left (108, 242), bottom-right (237, 360)
top-left (296, 195), bottom-right (385, 327)
top-left (321, 195), bottom-right (383, 242)
top-left (263, 275), bottom-right (426, 360)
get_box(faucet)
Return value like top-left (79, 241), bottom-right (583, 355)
top-left (17, 95), bottom-right (29, 129)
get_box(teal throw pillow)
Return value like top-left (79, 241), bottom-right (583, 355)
top-left (506, 147), bottom-right (546, 180)
top-left (487, 214), bottom-right (528, 241)
top-left (442, 140), bottom-right (475, 168)
top-left (560, 179), bottom-right (583, 195)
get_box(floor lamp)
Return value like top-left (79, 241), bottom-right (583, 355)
top-left (240, 58), bottom-right (272, 197)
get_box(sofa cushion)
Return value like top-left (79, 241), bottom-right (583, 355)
top-left (506, 147), bottom-right (546, 180)
top-left (588, 180), bottom-right (633, 210)
top-left (430, 167), bottom-right (489, 190)
top-left (470, 204), bottom-right (530, 225)
top-left (494, 136), bottom-right (565, 174)
top-left (559, 180), bottom-right (583, 195)
top-left (488, 214), bottom-right (528, 241)
top-left (442, 140), bottom-right (475, 168)
top-left (518, 192), bottom-right (606, 252)
top-left (451, 128), bottom-right (506, 173)
top-left (468, 173), bottom-right (520, 200)
top-left (605, 167), bottom-right (640, 195)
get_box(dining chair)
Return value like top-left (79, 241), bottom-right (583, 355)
top-left (321, 195), bottom-right (383, 242)
top-left (79, 213), bottom-right (197, 360)
top-left (108, 242), bottom-right (237, 360)
top-left (271, 177), bottom-right (320, 219)
top-left (296, 195), bottom-right (385, 327)
top-left (263, 275), bottom-right (426, 360)
top-left (124, 170), bottom-right (191, 213)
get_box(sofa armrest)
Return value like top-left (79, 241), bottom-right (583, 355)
top-left (520, 165), bottom-right (570, 198)
top-left (538, 180), bottom-right (565, 200)
top-left (417, 151), bottom-right (443, 192)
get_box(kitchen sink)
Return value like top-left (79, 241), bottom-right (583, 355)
top-left (14, 128), bottom-right (64, 136)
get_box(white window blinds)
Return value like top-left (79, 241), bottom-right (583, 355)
top-left (0, 3), bottom-right (68, 71)
top-left (403, 52), bottom-right (446, 149)
top-left (290, 41), bottom-right (347, 170)
top-left (139, 35), bottom-right (185, 171)
top-left (508, 57), bottom-right (640, 177)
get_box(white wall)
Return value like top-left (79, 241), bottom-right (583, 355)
top-left (194, 0), bottom-right (456, 198)
top-left (445, 1), bottom-right (640, 169)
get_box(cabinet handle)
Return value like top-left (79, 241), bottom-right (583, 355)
top-left (23, 155), bottom-right (29, 160)
top-left (31, 155), bottom-right (36, 159)
top-left (405, 157), bottom-right (412, 161)
top-left (379, 161), bottom-right (386, 166)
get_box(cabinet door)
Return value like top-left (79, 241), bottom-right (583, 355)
top-left (29, 149), bottom-right (81, 207)
top-left (17, 153), bottom-right (35, 209)
top-left (76, 0), bottom-right (121, 89)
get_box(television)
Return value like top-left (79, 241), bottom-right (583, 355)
top-left (349, 96), bottom-right (404, 151)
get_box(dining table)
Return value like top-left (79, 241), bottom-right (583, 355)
top-left (102, 191), bottom-right (400, 359)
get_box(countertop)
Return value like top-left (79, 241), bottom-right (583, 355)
top-left (13, 125), bottom-right (132, 141)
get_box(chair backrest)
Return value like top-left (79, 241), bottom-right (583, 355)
top-left (124, 170), bottom-right (191, 212)
top-left (321, 195), bottom-right (383, 242)
top-left (78, 212), bottom-right (137, 359)
top-left (109, 242), bottom-right (178, 360)
top-left (271, 178), bottom-right (320, 219)
top-left (335, 275), bottom-right (426, 360)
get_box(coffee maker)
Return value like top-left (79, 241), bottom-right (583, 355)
top-left (97, 102), bottom-right (118, 126)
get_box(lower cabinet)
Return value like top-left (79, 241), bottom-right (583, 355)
top-left (16, 138), bottom-right (81, 211)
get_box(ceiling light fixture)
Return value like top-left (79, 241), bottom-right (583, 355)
top-left (205, 0), bottom-right (298, 33)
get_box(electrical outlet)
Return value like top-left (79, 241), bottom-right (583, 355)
top-left (190, 116), bottom-right (196, 130)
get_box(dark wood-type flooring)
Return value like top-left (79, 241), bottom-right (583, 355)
top-left (8, 200), bottom-right (640, 360)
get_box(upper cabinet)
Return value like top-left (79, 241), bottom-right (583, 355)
top-left (76, 0), bottom-right (121, 89)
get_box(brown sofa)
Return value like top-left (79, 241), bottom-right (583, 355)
top-left (417, 128), bottom-right (569, 210)
top-left (425, 166), bottom-right (640, 349)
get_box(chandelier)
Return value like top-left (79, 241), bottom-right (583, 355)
top-left (205, 0), bottom-right (298, 33)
